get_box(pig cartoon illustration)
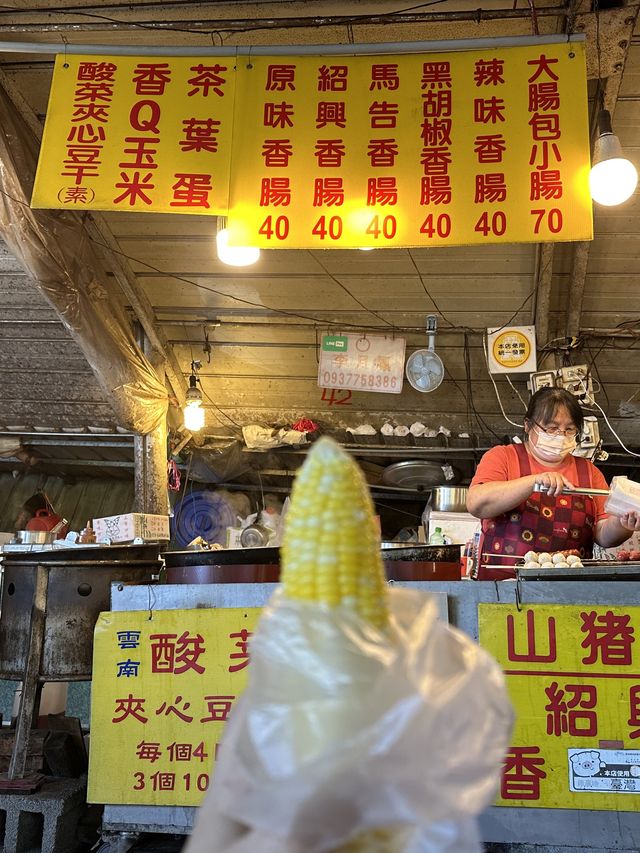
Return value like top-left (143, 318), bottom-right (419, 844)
top-left (570, 750), bottom-right (602, 777)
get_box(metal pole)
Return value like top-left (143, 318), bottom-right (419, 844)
top-left (0, 32), bottom-right (583, 57)
top-left (134, 422), bottom-right (169, 515)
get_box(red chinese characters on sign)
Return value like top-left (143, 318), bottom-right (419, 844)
top-left (506, 610), bottom-right (557, 663)
top-left (262, 139), bottom-right (294, 167)
top-left (628, 685), bottom-right (640, 738)
top-left (369, 101), bottom-right (398, 130)
top-left (132, 63), bottom-right (171, 96)
top-left (369, 64), bottom-right (399, 91)
top-left (544, 682), bottom-right (598, 737)
top-left (318, 65), bottom-right (348, 92)
top-left (110, 61), bottom-right (228, 210)
top-left (472, 57), bottom-right (507, 238)
top-left (113, 75), bottom-right (162, 207)
top-left (420, 65), bottom-right (453, 211)
top-left (155, 696), bottom-right (193, 723)
top-left (259, 178), bottom-right (291, 207)
top-left (313, 178), bottom-right (344, 207)
top-left (136, 741), bottom-right (162, 762)
top-left (315, 140), bottom-right (346, 168)
top-left (201, 695), bottom-right (235, 722)
top-left (580, 610), bottom-right (635, 666)
top-left (170, 174), bottom-right (213, 209)
top-left (62, 61), bottom-right (117, 200)
top-left (502, 747), bottom-right (547, 800)
top-left (187, 64), bottom-right (228, 97)
top-left (266, 65), bottom-right (296, 92)
top-left (113, 694), bottom-right (148, 724)
top-left (264, 102), bottom-right (295, 129)
top-left (367, 177), bottom-right (398, 206)
top-left (362, 61), bottom-right (401, 223)
top-left (150, 632), bottom-right (207, 674)
top-left (527, 53), bottom-right (563, 225)
top-left (498, 608), bottom-right (640, 802)
top-left (228, 629), bottom-right (252, 673)
top-left (180, 118), bottom-right (220, 153)
top-left (316, 102), bottom-right (346, 129)
top-left (113, 695), bottom-right (239, 725)
top-left (136, 740), bottom-right (210, 763)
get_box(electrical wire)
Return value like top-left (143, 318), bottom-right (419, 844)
top-left (506, 374), bottom-right (527, 409)
top-left (581, 381), bottom-right (640, 459)
top-left (482, 333), bottom-right (524, 429)
top-left (0, 0), bottom-right (453, 37)
top-left (406, 249), bottom-right (459, 329)
top-left (310, 251), bottom-right (395, 328)
top-left (200, 384), bottom-right (243, 429)
top-left (0, 185), bottom-right (545, 343)
top-left (583, 337), bottom-right (610, 412)
top-left (463, 332), bottom-right (502, 439)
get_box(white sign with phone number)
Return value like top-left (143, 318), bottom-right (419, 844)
top-left (318, 334), bottom-right (406, 395)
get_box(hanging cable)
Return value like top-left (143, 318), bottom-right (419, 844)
top-left (506, 374), bottom-right (527, 409)
top-left (482, 334), bottom-right (524, 429)
top-left (584, 390), bottom-right (640, 459)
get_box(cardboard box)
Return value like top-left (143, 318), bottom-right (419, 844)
top-left (93, 512), bottom-right (170, 543)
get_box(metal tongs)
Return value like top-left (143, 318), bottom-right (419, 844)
top-left (533, 483), bottom-right (610, 496)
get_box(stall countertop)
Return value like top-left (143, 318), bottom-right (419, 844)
top-left (162, 543), bottom-right (461, 567)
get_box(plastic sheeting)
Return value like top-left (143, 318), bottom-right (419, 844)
top-left (0, 80), bottom-right (168, 434)
top-left (186, 588), bottom-right (514, 853)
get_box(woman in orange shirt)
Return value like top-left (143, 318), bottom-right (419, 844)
top-left (467, 387), bottom-right (640, 580)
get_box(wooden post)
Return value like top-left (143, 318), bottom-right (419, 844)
top-left (8, 564), bottom-right (48, 780)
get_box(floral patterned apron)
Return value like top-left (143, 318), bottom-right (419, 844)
top-left (477, 443), bottom-right (596, 580)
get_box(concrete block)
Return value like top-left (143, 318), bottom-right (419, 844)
top-left (0, 776), bottom-right (86, 853)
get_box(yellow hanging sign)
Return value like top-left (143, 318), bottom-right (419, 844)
top-left (88, 608), bottom-right (260, 806)
top-left (479, 604), bottom-right (640, 810)
top-left (31, 55), bottom-right (236, 213)
top-left (227, 41), bottom-right (592, 248)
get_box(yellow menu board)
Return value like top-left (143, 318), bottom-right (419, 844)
top-left (480, 604), bottom-right (640, 810)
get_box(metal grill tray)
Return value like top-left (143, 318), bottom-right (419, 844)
top-left (518, 562), bottom-right (640, 581)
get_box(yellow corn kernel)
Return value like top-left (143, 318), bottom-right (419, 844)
top-left (280, 437), bottom-right (388, 631)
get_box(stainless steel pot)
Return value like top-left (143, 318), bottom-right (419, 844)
top-left (429, 486), bottom-right (469, 513)
top-left (15, 530), bottom-right (57, 545)
top-left (239, 523), bottom-right (272, 548)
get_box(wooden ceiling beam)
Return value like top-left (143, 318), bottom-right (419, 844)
top-left (564, 7), bottom-right (638, 341)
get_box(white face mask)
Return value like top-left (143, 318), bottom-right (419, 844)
top-left (532, 427), bottom-right (577, 462)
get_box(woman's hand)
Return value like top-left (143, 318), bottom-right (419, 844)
top-left (532, 471), bottom-right (576, 498)
top-left (617, 511), bottom-right (640, 532)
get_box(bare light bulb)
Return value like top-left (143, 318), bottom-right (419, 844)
top-left (184, 401), bottom-right (205, 431)
top-left (589, 110), bottom-right (638, 206)
top-left (216, 227), bottom-right (260, 267)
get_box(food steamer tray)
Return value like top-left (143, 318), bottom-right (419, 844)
top-left (518, 563), bottom-right (640, 581)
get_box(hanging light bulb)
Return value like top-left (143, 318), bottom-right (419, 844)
top-left (216, 217), bottom-right (260, 267)
top-left (184, 361), bottom-right (205, 432)
top-left (589, 109), bottom-right (638, 206)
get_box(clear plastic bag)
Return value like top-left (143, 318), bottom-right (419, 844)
top-left (605, 476), bottom-right (640, 517)
top-left (186, 588), bottom-right (513, 853)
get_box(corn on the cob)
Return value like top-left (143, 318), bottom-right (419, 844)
top-left (280, 438), bottom-right (408, 852)
top-left (280, 437), bottom-right (389, 631)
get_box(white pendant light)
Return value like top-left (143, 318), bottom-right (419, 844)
top-left (183, 361), bottom-right (205, 432)
top-left (216, 218), bottom-right (260, 267)
top-left (589, 109), bottom-right (638, 206)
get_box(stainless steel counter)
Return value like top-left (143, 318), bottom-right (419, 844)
top-left (101, 579), bottom-right (640, 851)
